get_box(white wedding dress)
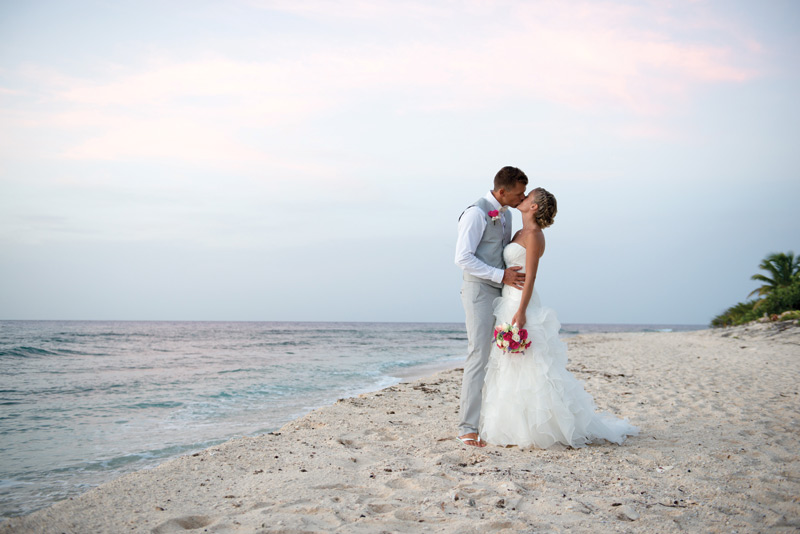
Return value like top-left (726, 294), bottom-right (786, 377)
top-left (480, 242), bottom-right (639, 448)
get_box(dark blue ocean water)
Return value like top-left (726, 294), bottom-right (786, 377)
top-left (0, 320), bottom-right (703, 518)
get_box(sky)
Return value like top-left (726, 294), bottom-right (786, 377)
top-left (1, 0), bottom-right (798, 325)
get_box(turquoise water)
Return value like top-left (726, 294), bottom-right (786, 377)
top-left (0, 320), bottom-right (703, 518)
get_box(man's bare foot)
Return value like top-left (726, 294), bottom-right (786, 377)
top-left (456, 433), bottom-right (486, 447)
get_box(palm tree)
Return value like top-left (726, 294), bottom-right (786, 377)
top-left (748, 251), bottom-right (800, 298)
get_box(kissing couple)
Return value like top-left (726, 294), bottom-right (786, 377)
top-left (454, 166), bottom-right (638, 448)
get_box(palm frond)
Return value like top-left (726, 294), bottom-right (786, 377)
top-left (749, 251), bottom-right (800, 298)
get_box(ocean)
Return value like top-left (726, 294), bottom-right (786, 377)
top-left (0, 320), bottom-right (704, 518)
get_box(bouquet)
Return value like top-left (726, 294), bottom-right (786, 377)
top-left (493, 323), bottom-right (532, 354)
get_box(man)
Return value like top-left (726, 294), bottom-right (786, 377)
top-left (454, 166), bottom-right (528, 447)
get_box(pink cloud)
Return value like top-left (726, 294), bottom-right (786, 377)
top-left (0, 86), bottom-right (25, 96)
top-left (1, 0), bottom-right (763, 168)
top-left (44, 1), bottom-right (761, 116)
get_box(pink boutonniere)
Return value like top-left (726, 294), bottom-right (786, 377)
top-left (488, 209), bottom-right (500, 224)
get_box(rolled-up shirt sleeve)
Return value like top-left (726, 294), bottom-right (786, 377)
top-left (455, 207), bottom-right (504, 284)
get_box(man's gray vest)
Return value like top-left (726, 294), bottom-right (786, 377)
top-left (459, 196), bottom-right (505, 288)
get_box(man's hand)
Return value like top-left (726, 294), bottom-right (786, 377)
top-left (502, 266), bottom-right (525, 289)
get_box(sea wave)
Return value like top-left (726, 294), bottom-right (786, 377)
top-left (0, 346), bottom-right (58, 358)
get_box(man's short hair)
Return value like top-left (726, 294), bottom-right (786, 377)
top-left (493, 166), bottom-right (528, 191)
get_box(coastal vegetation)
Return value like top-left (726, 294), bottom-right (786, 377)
top-left (712, 251), bottom-right (800, 327)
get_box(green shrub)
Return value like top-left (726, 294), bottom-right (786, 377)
top-left (754, 281), bottom-right (800, 317)
top-left (711, 300), bottom-right (759, 327)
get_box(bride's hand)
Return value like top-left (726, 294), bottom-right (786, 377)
top-left (512, 310), bottom-right (526, 330)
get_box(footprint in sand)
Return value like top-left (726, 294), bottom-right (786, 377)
top-left (366, 502), bottom-right (398, 514)
top-left (385, 477), bottom-right (419, 490)
top-left (151, 515), bottom-right (214, 533)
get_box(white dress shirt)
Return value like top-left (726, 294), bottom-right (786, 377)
top-left (454, 191), bottom-right (509, 284)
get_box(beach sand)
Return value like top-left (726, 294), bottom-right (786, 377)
top-left (2, 326), bottom-right (799, 533)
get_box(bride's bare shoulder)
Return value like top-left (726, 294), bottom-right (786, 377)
top-left (525, 228), bottom-right (545, 255)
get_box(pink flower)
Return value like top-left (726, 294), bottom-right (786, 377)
top-left (492, 322), bottom-right (532, 355)
top-left (488, 210), bottom-right (499, 218)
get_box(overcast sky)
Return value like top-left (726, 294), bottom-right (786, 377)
top-left (1, 0), bottom-right (798, 325)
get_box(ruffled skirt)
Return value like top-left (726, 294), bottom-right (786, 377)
top-left (479, 288), bottom-right (638, 448)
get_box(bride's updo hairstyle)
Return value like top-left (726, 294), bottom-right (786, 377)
top-left (531, 187), bottom-right (557, 228)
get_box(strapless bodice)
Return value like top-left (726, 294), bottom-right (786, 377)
top-left (503, 242), bottom-right (527, 271)
top-left (501, 242), bottom-right (537, 302)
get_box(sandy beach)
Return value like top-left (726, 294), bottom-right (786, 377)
top-left (2, 325), bottom-right (799, 534)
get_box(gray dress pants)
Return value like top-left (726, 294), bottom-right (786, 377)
top-left (459, 279), bottom-right (501, 436)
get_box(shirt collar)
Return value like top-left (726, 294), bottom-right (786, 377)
top-left (485, 191), bottom-right (502, 211)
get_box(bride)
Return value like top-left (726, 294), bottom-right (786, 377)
top-left (480, 188), bottom-right (639, 448)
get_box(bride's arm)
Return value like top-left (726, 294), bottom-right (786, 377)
top-left (511, 231), bottom-right (543, 329)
